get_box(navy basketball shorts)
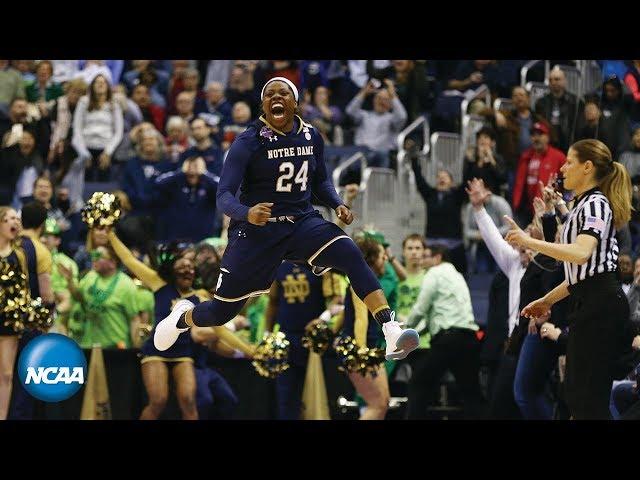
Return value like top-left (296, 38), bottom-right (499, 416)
top-left (214, 211), bottom-right (350, 302)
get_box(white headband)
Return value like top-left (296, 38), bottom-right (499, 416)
top-left (261, 76), bottom-right (299, 103)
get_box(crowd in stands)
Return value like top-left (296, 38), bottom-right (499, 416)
top-left (1, 59), bottom-right (640, 420)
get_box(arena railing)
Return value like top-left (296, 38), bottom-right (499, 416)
top-left (429, 132), bottom-right (463, 186)
top-left (396, 114), bottom-right (430, 173)
top-left (331, 151), bottom-right (367, 235)
top-left (331, 151), bottom-right (368, 189)
top-left (520, 60), bottom-right (549, 87)
top-left (461, 114), bottom-right (486, 162)
top-left (361, 166), bottom-right (401, 254)
top-left (493, 97), bottom-right (513, 112)
top-left (525, 81), bottom-right (550, 109)
top-left (460, 84), bottom-right (491, 120)
top-left (395, 115), bottom-right (430, 248)
top-left (580, 60), bottom-right (603, 97)
top-left (522, 60), bottom-right (588, 100)
top-left (556, 64), bottom-right (583, 98)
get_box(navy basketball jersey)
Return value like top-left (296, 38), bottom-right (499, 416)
top-left (218, 114), bottom-right (341, 222)
top-left (275, 262), bottom-right (327, 335)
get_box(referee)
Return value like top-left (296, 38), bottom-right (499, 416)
top-left (503, 139), bottom-right (633, 419)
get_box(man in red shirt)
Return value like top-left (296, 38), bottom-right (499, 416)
top-left (512, 121), bottom-right (565, 226)
top-left (131, 84), bottom-right (166, 134)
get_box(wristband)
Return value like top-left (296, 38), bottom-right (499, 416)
top-left (232, 349), bottom-right (245, 359)
top-left (319, 310), bottom-right (332, 322)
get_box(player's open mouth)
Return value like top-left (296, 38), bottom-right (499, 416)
top-left (9, 226), bottom-right (17, 234)
top-left (271, 102), bottom-right (285, 119)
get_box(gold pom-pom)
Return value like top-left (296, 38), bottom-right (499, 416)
top-left (252, 331), bottom-right (290, 379)
top-left (355, 345), bottom-right (386, 377)
top-left (334, 336), bottom-right (359, 372)
top-left (25, 297), bottom-right (55, 332)
top-left (81, 192), bottom-right (121, 228)
top-left (302, 320), bottom-right (334, 355)
top-left (0, 259), bottom-right (30, 332)
top-left (334, 335), bottom-right (385, 377)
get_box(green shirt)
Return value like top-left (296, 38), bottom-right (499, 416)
top-left (25, 81), bottom-right (64, 102)
top-left (135, 286), bottom-right (155, 320)
top-left (0, 68), bottom-right (25, 104)
top-left (75, 270), bottom-right (139, 349)
top-left (246, 294), bottom-right (269, 344)
top-left (407, 262), bottom-right (478, 338)
top-left (396, 269), bottom-right (430, 348)
top-left (396, 270), bottom-right (426, 316)
top-left (380, 262), bottom-right (398, 311)
top-left (134, 285), bottom-right (155, 345)
top-left (51, 251), bottom-right (79, 293)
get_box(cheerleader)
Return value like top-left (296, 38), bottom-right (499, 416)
top-left (338, 235), bottom-right (391, 420)
top-left (9, 201), bottom-right (54, 420)
top-left (106, 229), bottom-right (253, 420)
top-left (0, 206), bottom-right (27, 419)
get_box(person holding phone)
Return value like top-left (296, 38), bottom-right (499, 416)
top-left (0, 98), bottom-right (35, 149)
top-left (504, 139), bottom-right (634, 419)
top-left (345, 78), bottom-right (408, 168)
top-left (512, 121), bottom-right (566, 228)
top-left (463, 126), bottom-right (506, 194)
top-left (0, 126), bottom-right (44, 209)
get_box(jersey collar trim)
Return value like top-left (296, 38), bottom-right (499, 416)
top-left (259, 115), bottom-right (306, 136)
top-left (574, 186), bottom-right (601, 204)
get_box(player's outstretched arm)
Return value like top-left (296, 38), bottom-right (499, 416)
top-left (108, 229), bottom-right (165, 292)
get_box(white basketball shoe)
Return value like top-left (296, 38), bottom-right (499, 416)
top-left (153, 299), bottom-right (195, 351)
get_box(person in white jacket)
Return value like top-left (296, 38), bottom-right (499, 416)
top-left (463, 193), bottom-right (513, 273)
top-left (466, 178), bottom-right (533, 418)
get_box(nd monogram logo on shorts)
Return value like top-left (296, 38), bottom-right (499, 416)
top-left (282, 273), bottom-right (310, 303)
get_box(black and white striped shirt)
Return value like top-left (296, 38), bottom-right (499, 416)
top-left (561, 187), bottom-right (618, 285)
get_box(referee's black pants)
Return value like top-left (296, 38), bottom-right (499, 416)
top-left (406, 327), bottom-right (483, 419)
top-left (565, 273), bottom-right (630, 420)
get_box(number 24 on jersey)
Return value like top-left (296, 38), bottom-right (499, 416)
top-left (276, 160), bottom-right (308, 192)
